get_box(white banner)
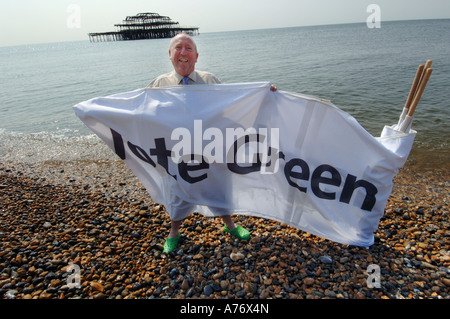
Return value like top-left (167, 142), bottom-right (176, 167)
top-left (73, 82), bottom-right (416, 247)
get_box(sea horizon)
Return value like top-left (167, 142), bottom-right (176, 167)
top-left (1, 18), bottom-right (449, 48)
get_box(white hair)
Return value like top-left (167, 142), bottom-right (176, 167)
top-left (169, 32), bottom-right (198, 52)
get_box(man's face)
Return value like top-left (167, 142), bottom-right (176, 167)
top-left (169, 35), bottom-right (199, 77)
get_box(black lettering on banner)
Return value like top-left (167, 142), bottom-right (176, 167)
top-left (311, 164), bottom-right (342, 200)
top-left (284, 158), bottom-right (378, 211)
top-left (111, 128), bottom-right (126, 160)
top-left (178, 154), bottom-right (209, 183)
top-left (265, 147), bottom-right (285, 169)
top-left (151, 138), bottom-right (177, 179)
top-left (108, 129), bottom-right (379, 212)
top-left (284, 158), bottom-right (310, 193)
top-left (127, 141), bottom-right (156, 167)
top-left (227, 134), bottom-right (262, 174)
top-left (340, 174), bottom-right (378, 211)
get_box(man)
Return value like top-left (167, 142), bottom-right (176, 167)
top-left (147, 33), bottom-right (220, 88)
top-left (147, 33), bottom-right (275, 253)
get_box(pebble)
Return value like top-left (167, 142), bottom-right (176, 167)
top-left (244, 282), bottom-right (257, 294)
top-left (304, 278), bottom-right (315, 286)
top-left (91, 282), bottom-right (104, 292)
top-left (319, 256), bottom-right (333, 264)
top-left (169, 268), bottom-right (179, 279)
top-left (230, 252), bottom-right (245, 261)
top-left (259, 289), bottom-right (270, 299)
top-left (181, 278), bottom-right (190, 290)
top-left (220, 280), bottom-right (229, 290)
top-left (0, 161), bottom-right (449, 300)
top-left (5, 290), bottom-right (18, 299)
top-left (203, 285), bottom-right (214, 296)
top-left (185, 288), bottom-right (195, 298)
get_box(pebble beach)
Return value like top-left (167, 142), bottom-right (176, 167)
top-left (0, 155), bottom-right (449, 301)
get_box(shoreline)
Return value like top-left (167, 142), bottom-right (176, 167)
top-left (0, 159), bottom-right (448, 300)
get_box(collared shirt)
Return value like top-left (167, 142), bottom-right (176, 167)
top-left (146, 70), bottom-right (221, 88)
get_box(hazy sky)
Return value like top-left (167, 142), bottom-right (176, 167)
top-left (1, 0), bottom-right (449, 47)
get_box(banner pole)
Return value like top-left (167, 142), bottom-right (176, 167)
top-left (398, 64), bottom-right (424, 125)
top-left (407, 67), bottom-right (433, 117)
top-left (418, 60), bottom-right (433, 89)
top-left (398, 60), bottom-right (433, 132)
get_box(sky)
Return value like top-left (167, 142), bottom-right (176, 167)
top-left (1, 0), bottom-right (450, 47)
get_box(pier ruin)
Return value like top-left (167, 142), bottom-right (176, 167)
top-left (88, 12), bottom-right (199, 42)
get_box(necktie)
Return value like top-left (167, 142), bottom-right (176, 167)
top-left (182, 76), bottom-right (189, 85)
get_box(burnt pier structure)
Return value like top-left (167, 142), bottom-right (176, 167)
top-left (89, 12), bottom-right (199, 42)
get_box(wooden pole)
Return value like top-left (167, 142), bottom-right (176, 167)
top-left (398, 60), bottom-right (433, 132)
top-left (408, 67), bottom-right (433, 117)
top-left (398, 64), bottom-right (424, 125)
top-left (405, 65), bottom-right (424, 111)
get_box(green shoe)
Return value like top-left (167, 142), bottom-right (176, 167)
top-left (224, 225), bottom-right (250, 241)
top-left (163, 233), bottom-right (180, 253)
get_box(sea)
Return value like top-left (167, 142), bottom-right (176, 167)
top-left (1, 19), bottom-right (449, 170)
